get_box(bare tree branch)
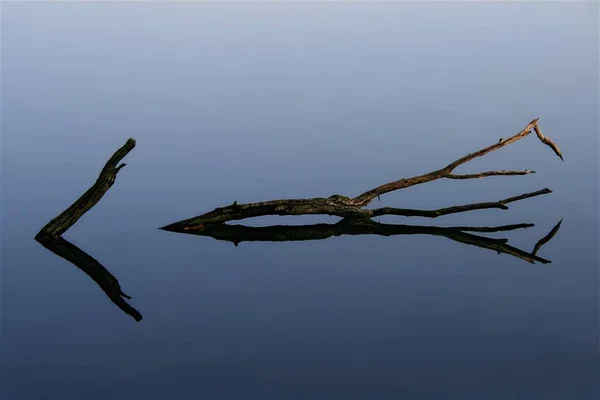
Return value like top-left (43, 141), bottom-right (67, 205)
top-left (533, 124), bottom-right (564, 161)
top-left (370, 188), bottom-right (552, 218)
top-left (446, 169), bottom-right (535, 179)
top-left (353, 118), bottom-right (561, 206)
top-left (163, 119), bottom-right (563, 230)
top-left (34, 138), bottom-right (140, 321)
top-left (36, 138), bottom-right (136, 238)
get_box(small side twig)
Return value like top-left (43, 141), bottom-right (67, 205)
top-left (534, 124), bottom-right (564, 161)
top-left (353, 118), bottom-right (562, 206)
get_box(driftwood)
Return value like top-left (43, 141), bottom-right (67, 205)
top-left (35, 139), bottom-right (141, 321)
top-left (36, 138), bottom-right (136, 238)
top-left (161, 118), bottom-right (563, 231)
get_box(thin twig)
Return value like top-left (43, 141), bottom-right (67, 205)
top-left (353, 119), bottom-right (562, 206)
top-left (370, 188), bottom-right (552, 218)
top-left (446, 170), bottom-right (535, 179)
top-left (534, 124), bottom-right (564, 161)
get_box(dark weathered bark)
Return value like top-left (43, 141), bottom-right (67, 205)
top-left (162, 119), bottom-right (563, 230)
top-left (35, 138), bottom-right (136, 238)
top-left (161, 218), bottom-right (560, 264)
top-left (35, 232), bottom-right (143, 321)
top-left (35, 138), bottom-right (140, 321)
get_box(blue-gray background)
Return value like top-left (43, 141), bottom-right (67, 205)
top-left (1, 2), bottom-right (598, 399)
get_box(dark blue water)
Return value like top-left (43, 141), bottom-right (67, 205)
top-left (2, 3), bottom-right (598, 399)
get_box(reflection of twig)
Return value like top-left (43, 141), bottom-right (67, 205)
top-left (36, 233), bottom-right (143, 321)
top-left (162, 119), bottom-right (564, 231)
top-left (162, 218), bottom-right (556, 264)
top-left (35, 139), bottom-right (136, 238)
top-left (532, 219), bottom-right (562, 256)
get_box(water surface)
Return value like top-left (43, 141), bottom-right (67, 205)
top-left (1, 2), bottom-right (598, 399)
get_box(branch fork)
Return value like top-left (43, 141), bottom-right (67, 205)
top-left (162, 118), bottom-right (563, 230)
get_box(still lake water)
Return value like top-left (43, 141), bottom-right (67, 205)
top-left (1, 2), bottom-right (598, 399)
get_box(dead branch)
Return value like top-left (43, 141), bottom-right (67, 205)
top-left (161, 218), bottom-right (555, 264)
top-left (162, 119), bottom-right (562, 230)
top-left (34, 138), bottom-right (140, 321)
top-left (353, 118), bottom-right (561, 206)
top-left (370, 188), bottom-right (552, 218)
top-left (35, 138), bottom-right (136, 238)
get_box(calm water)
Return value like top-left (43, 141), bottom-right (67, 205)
top-left (2, 2), bottom-right (599, 399)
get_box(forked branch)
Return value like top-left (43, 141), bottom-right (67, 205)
top-left (162, 119), bottom-right (563, 230)
top-left (353, 118), bottom-right (562, 206)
